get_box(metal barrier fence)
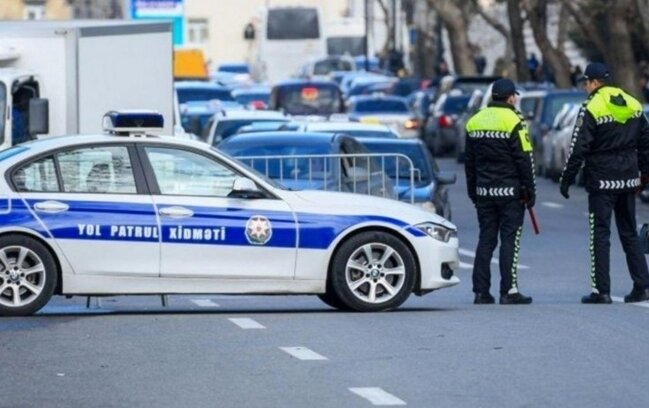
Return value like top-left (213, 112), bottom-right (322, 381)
top-left (235, 153), bottom-right (417, 203)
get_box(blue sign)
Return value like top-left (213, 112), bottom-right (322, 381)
top-left (131, 0), bottom-right (184, 45)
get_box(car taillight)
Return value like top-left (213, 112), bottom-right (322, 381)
top-left (438, 115), bottom-right (454, 128)
top-left (248, 100), bottom-right (267, 110)
top-left (404, 118), bottom-right (419, 129)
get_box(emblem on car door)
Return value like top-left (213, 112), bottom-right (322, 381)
top-left (245, 215), bottom-right (272, 245)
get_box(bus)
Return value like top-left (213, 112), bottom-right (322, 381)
top-left (256, 7), bottom-right (326, 83)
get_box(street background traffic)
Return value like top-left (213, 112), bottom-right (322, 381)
top-left (3, 0), bottom-right (649, 406)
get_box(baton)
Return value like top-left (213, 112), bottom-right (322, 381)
top-left (521, 188), bottom-right (540, 235)
top-left (527, 206), bottom-right (540, 235)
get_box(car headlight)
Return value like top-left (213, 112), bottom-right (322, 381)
top-left (415, 222), bottom-right (456, 243)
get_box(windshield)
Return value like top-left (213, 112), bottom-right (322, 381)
top-left (234, 93), bottom-right (270, 105)
top-left (442, 96), bottom-right (470, 114)
top-left (327, 37), bottom-right (365, 56)
top-left (353, 99), bottom-right (409, 113)
top-left (0, 83), bottom-right (5, 146)
top-left (543, 93), bottom-right (585, 125)
top-left (218, 142), bottom-right (336, 180)
top-left (313, 59), bottom-right (354, 75)
top-left (177, 88), bottom-right (234, 104)
top-left (180, 112), bottom-right (213, 137)
top-left (267, 8), bottom-right (319, 40)
top-left (276, 86), bottom-right (343, 115)
top-left (362, 143), bottom-right (431, 183)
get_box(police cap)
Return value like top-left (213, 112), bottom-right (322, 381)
top-left (491, 78), bottom-right (519, 98)
top-left (579, 62), bottom-right (610, 82)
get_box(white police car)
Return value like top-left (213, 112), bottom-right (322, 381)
top-left (0, 111), bottom-right (459, 316)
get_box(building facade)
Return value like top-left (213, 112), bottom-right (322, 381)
top-left (0, 0), bottom-right (72, 20)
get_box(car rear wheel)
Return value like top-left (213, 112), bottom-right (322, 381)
top-left (330, 232), bottom-right (416, 312)
top-left (0, 236), bottom-right (57, 316)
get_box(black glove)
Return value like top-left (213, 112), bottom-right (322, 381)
top-left (560, 183), bottom-right (570, 199)
top-left (525, 192), bottom-right (536, 209)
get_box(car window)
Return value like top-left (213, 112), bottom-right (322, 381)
top-left (145, 147), bottom-right (237, 197)
top-left (13, 156), bottom-right (59, 192)
top-left (57, 146), bottom-right (136, 194)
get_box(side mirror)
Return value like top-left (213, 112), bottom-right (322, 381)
top-left (346, 166), bottom-right (370, 182)
top-left (28, 98), bottom-right (49, 136)
top-left (228, 177), bottom-right (266, 199)
top-left (437, 171), bottom-right (457, 185)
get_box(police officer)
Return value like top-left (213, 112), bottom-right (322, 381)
top-left (560, 62), bottom-right (649, 304)
top-left (465, 78), bottom-right (536, 305)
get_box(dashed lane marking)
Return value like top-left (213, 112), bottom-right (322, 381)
top-left (228, 318), bottom-right (265, 329)
top-left (190, 299), bottom-right (219, 308)
top-left (460, 261), bottom-right (473, 270)
top-left (459, 248), bottom-right (529, 270)
top-left (280, 347), bottom-right (328, 360)
top-left (541, 201), bottom-right (564, 209)
top-left (349, 387), bottom-right (407, 406)
top-left (611, 296), bottom-right (649, 308)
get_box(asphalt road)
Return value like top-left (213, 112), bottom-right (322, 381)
top-left (2, 159), bottom-right (649, 408)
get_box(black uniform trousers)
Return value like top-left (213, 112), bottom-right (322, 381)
top-left (473, 199), bottom-right (525, 295)
top-left (588, 191), bottom-right (649, 294)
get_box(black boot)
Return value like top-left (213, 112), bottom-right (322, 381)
top-left (581, 293), bottom-right (612, 304)
top-left (499, 293), bottom-right (533, 305)
top-left (474, 293), bottom-right (495, 304)
top-left (624, 287), bottom-right (649, 303)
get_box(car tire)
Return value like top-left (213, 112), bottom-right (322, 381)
top-left (317, 292), bottom-right (350, 311)
top-left (0, 235), bottom-right (57, 317)
top-left (330, 231), bottom-right (416, 312)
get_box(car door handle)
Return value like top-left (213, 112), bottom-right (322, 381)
top-left (33, 200), bottom-right (69, 214)
top-left (158, 206), bottom-right (194, 219)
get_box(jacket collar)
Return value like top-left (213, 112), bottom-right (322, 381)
top-left (487, 101), bottom-right (516, 110)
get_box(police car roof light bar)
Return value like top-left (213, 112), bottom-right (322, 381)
top-left (102, 110), bottom-right (164, 137)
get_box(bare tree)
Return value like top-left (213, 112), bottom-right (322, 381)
top-left (427, 0), bottom-right (476, 75)
top-left (560, 0), bottom-right (642, 98)
top-left (507, 0), bottom-right (531, 82)
top-left (522, 0), bottom-right (572, 88)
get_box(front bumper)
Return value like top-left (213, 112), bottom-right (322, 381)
top-left (412, 236), bottom-right (460, 291)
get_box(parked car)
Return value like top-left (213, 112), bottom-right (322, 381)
top-left (218, 132), bottom-right (395, 199)
top-left (423, 92), bottom-right (471, 156)
top-left (231, 86), bottom-right (271, 110)
top-left (204, 110), bottom-right (289, 145)
top-left (347, 95), bottom-right (419, 138)
top-left (453, 89), bottom-right (484, 162)
top-left (543, 103), bottom-right (580, 180)
top-left (175, 81), bottom-right (236, 105)
top-left (269, 79), bottom-right (345, 117)
top-left (528, 90), bottom-right (586, 175)
top-left (211, 63), bottom-right (253, 87)
top-left (179, 101), bottom-right (226, 140)
top-left (297, 55), bottom-right (356, 79)
top-left (346, 75), bottom-right (397, 98)
top-left (296, 121), bottom-right (399, 138)
top-left (358, 138), bottom-right (457, 219)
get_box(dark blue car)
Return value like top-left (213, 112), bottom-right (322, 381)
top-left (218, 132), bottom-right (394, 198)
top-left (359, 137), bottom-right (456, 219)
top-left (269, 79), bottom-right (345, 117)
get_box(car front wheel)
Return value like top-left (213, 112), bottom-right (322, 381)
top-left (330, 232), bottom-right (416, 312)
top-left (0, 235), bottom-right (57, 316)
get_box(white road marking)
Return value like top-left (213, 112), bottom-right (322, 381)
top-left (280, 347), bottom-right (328, 360)
top-left (611, 296), bottom-right (649, 308)
top-left (459, 248), bottom-right (529, 270)
top-left (541, 201), bottom-right (564, 209)
top-left (190, 299), bottom-right (219, 308)
top-left (228, 318), bottom-right (265, 329)
top-left (349, 387), bottom-right (406, 406)
top-left (460, 261), bottom-right (473, 270)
